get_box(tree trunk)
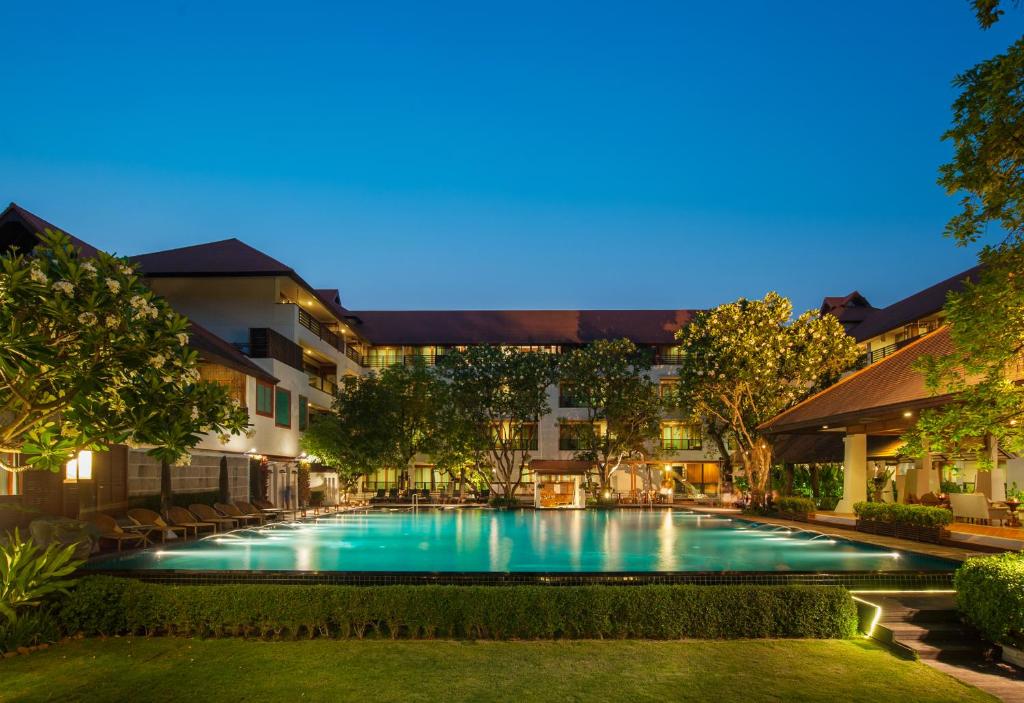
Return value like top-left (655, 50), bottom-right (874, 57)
top-left (218, 456), bottom-right (230, 503)
top-left (458, 465), bottom-right (466, 503)
top-left (783, 463), bottom-right (794, 496)
top-left (160, 460), bottom-right (172, 514)
top-left (709, 427), bottom-right (733, 490)
top-left (810, 463), bottom-right (820, 499)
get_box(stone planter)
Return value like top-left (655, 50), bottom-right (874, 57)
top-left (856, 519), bottom-right (947, 544)
top-left (778, 510), bottom-right (815, 523)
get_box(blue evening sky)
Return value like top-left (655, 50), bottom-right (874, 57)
top-left (0, 2), bottom-right (1018, 312)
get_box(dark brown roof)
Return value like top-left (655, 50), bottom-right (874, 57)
top-left (530, 460), bottom-right (594, 474)
top-left (132, 238), bottom-right (295, 277)
top-left (819, 291), bottom-right (876, 328)
top-left (188, 321), bottom-right (278, 384)
top-left (761, 327), bottom-right (954, 434)
top-left (349, 309), bottom-right (695, 346)
top-left (0, 203), bottom-right (101, 258)
top-left (850, 267), bottom-right (980, 342)
top-left (132, 238), bottom-right (351, 327)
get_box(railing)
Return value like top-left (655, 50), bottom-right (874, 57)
top-left (363, 352), bottom-right (443, 368)
top-left (660, 437), bottom-right (702, 451)
top-left (653, 353), bottom-right (685, 365)
top-left (345, 345), bottom-right (365, 366)
top-left (858, 335), bottom-right (922, 367)
top-left (297, 307), bottom-right (345, 353)
top-left (308, 376), bottom-right (337, 396)
top-left (243, 328), bottom-right (305, 372)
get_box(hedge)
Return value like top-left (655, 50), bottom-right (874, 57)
top-left (59, 577), bottom-right (858, 640)
top-left (776, 497), bottom-right (816, 515)
top-left (955, 551), bottom-right (1024, 648)
top-left (853, 502), bottom-right (953, 528)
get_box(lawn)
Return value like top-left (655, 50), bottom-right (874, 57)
top-left (0, 637), bottom-right (995, 703)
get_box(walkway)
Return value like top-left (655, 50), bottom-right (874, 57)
top-left (864, 592), bottom-right (1024, 702)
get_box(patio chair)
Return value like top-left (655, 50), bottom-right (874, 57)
top-left (189, 504), bottom-right (239, 531)
top-left (86, 513), bottom-right (151, 552)
top-left (388, 488), bottom-right (399, 502)
top-left (127, 508), bottom-right (186, 542)
top-left (166, 506), bottom-right (217, 537)
top-left (253, 498), bottom-right (298, 519)
top-left (214, 502), bottom-right (261, 525)
top-left (229, 501), bottom-right (267, 524)
top-left (950, 493), bottom-right (1011, 526)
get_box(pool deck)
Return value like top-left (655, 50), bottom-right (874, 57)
top-left (736, 512), bottom-right (1005, 563)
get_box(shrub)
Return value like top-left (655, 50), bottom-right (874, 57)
top-left (0, 606), bottom-right (61, 654)
top-left (59, 578), bottom-right (859, 640)
top-left (853, 502), bottom-right (952, 528)
top-left (776, 497), bottom-right (816, 515)
top-left (955, 551), bottom-right (1024, 648)
top-left (1, 528), bottom-right (82, 625)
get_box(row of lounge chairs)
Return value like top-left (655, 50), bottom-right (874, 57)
top-left (86, 499), bottom-right (296, 552)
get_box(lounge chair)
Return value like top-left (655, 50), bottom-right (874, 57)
top-left (127, 508), bottom-right (186, 542)
top-left (232, 501), bottom-right (268, 524)
top-left (189, 504), bottom-right (239, 531)
top-left (253, 498), bottom-right (298, 519)
top-left (388, 488), bottom-right (399, 502)
top-left (166, 506), bottom-right (217, 537)
top-left (87, 513), bottom-right (151, 552)
top-left (215, 502), bottom-right (262, 525)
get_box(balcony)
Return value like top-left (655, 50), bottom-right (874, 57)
top-left (363, 352), bottom-right (443, 368)
top-left (345, 345), bottom-right (365, 366)
top-left (858, 335), bottom-right (922, 368)
top-left (660, 438), bottom-right (702, 451)
top-left (239, 328), bottom-right (304, 372)
top-left (308, 375), bottom-right (337, 396)
top-left (297, 307), bottom-right (344, 353)
top-left (653, 353), bottom-right (685, 365)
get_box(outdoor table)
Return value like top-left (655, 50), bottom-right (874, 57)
top-left (122, 523), bottom-right (159, 546)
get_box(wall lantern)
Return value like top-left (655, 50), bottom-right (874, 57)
top-left (65, 450), bottom-right (93, 482)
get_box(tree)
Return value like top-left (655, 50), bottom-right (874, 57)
top-left (300, 360), bottom-right (442, 492)
top-left (429, 380), bottom-right (492, 500)
top-left (0, 231), bottom-right (249, 474)
top-left (436, 346), bottom-right (559, 504)
top-left (557, 339), bottom-right (662, 490)
top-left (901, 2), bottom-right (1024, 466)
top-left (673, 293), bottom-right (858, 506)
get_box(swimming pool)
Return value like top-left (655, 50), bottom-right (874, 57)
top-left (89, 508), bottom-right (957, 579)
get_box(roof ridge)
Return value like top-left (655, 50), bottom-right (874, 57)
top-left (760, 325), bottom-right (949, 431)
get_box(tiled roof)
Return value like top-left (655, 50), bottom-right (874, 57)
top-left (850, 266), bottom-right (980, 342)
top-left (349, 309), bottom-right (695, 346)
top-left (772, 433), bottom-right (906, 463)
top-left (761, 327), bottom-right (954, 433)
top-left (188, 321), bottom-right (278, 384)
top-left (131, 238), bottom-right (295, 277)
top-left (0, 203), bottom-right (101, 258)
top-left (819, 291), bottom-right (876, 327)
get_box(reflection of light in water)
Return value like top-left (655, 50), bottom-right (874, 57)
top-left (657, 510), bottom-right (676, 570)
top-left (296, 545), bottom-right (313, 571)
top-left (602, 511), bottom-right (621, 571)
top-left (569, 511), bottom-right (582, 570)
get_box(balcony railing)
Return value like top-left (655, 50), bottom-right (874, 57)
top-left (660, 437), bottom-right (702, 451)
top-left (345, 345), bottom-right (365, 366)
top-left (858, 335), bottom-right (922, 368)
top-left (653, 353), bottom-right (685, 365)
top-left (297, 307), bottom-right (344, 353)
top-left (363, 352), bottom-right (444, 368)
top-left (308, 376), bottom-right (337, 396)
top-left (241, 328), bottom-right (304, 372)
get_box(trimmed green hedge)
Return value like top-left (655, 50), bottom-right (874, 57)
top-left (60, 577), bottom-right (858, 640)
top-left (853, 502), bottom-right (952, 528)
top-left (776, 497), bottom-right (816, 515)
top-left (955, 551), bottom-right (1024, 648)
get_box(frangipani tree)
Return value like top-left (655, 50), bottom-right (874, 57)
top-left (673, 293), bottom-right (858, 505)
top-left (0, 231), bottom-right (250, 474)
top-left (558, 339), bottom-right (662, 490)
top-left (901, 8), bottom-right (1024, 466)
top-left (436, 346), bottom-right (558, 504)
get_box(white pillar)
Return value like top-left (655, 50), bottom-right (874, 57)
top-left (835, 432), bottom-right (867, 514)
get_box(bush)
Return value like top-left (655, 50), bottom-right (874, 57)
top-left (853, 502), bottom-right (952, 528)
top-left (776, 497), bottom-right (816, 515)
top-left (59, 578), bottom-right (859, 640)
top-left (0, 606), bottom-right (61, 654)
top-left (955, 551), bottom-right (1024, 648)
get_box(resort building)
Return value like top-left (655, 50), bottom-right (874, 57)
top-left (0, 201), bottom-right (1013, 518)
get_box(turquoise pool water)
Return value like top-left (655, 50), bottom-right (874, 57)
top-left (89, 509), bottom-right (957, 573)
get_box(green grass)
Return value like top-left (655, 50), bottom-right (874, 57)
top-left (0, 637), bottom-right (995, 703)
